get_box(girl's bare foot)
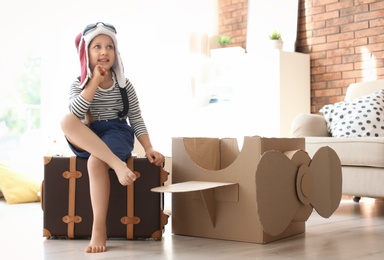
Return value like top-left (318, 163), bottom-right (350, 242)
top-left (85, 226), bottom-right (107, 253)
top-left (114, 161), bottom-right (136, 186)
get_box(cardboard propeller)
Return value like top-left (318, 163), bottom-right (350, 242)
top-left (256, 146), bottom-right (342, 236)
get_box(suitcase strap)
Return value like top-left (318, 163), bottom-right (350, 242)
top-left (62, 156), bottom-right (83, 239)
top-left (120, 157), bottom-right (141, 239)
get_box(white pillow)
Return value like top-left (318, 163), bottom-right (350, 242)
top-left (320, 89), bottom-right (384, 137)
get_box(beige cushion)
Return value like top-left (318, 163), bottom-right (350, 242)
top-left (345, 79), bottom-right (384, 101)
top-left (341, 166), bottom-right (384, 198)
top-left (305, 137), bottom-right (384, 168)
top-left (291, 113), bottom-right (330, 137)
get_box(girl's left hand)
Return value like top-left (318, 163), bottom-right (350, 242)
top-left (145, 148), bottom-right (165, 167)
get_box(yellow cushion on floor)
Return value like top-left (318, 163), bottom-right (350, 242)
top-left (0, 163), bottom-right (40, 204)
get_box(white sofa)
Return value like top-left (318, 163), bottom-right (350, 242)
top-left (291, 79), bottom-right (384, 202)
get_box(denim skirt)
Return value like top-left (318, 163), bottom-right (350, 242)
top-left (68, 118), bottom-right (134, 161)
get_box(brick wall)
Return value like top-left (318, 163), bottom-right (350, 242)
top-left (218, 0), bottom-right (384, 113)
top-left (218, 0), bottom-right (248, 49)
top-left (297, 0), bottom-right (384, 113)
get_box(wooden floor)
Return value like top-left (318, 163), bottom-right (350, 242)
top-left (1, 197), bottom-right (384, 259)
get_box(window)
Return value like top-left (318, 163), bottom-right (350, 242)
top-left (0, 0), bottom-right (218, 182)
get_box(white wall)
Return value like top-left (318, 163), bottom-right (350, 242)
top-left (246, 0), bottom-right (299, 53)
top-left (0, 0), bottom-right (304, 181)
top-left (0, 0), bottom-right (218, 180)
top-left (1, 0), bottom-right (218, 157)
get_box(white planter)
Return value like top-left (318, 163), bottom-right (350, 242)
top-left (271, 40), bottom-right (284, 50)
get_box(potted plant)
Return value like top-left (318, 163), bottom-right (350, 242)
top-left (269, 31), bottom-right (283, 50)
top-left (210, 35), bottom-right (245, 58)
top-left (218, 35), bottom-right (232, 47)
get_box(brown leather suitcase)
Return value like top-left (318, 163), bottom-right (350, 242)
top-left (42, 156), bottom-right (169, 240)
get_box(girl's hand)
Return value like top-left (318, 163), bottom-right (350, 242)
top-left (145, 148), bottom-right (165, 167)
top-left (81, 65), bottom-right (108, 102)
top-left (92, 65), bottom-right (109, 84)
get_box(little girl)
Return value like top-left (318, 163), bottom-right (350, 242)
top-left (60, 22), bottom-right (165, 253)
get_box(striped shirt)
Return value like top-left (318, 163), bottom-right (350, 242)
top-left (68, 76), bottom-right (148, 137)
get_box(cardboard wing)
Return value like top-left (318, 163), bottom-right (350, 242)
top-left (152, 136), bottom-right (342, 243)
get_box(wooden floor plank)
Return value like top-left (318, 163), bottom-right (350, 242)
top-left (1, 197), bottom-right (383, 259)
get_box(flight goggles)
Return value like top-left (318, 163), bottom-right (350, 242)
top-left (83, 22), bottom-right (117, 35)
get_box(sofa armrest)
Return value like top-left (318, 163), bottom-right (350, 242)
top-left (291, 113), bottom-right (330, 137)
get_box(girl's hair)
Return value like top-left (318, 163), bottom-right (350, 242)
top-left (83, 110), bottom-right (94, 125)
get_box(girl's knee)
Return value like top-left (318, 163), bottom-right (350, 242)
top-left (88, 155), bottom-right (109, 173)
top-left (60, 113), bottom-right (78, 131)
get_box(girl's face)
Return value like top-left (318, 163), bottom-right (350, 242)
top-left (88, 34), bottom-right (115, 71)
